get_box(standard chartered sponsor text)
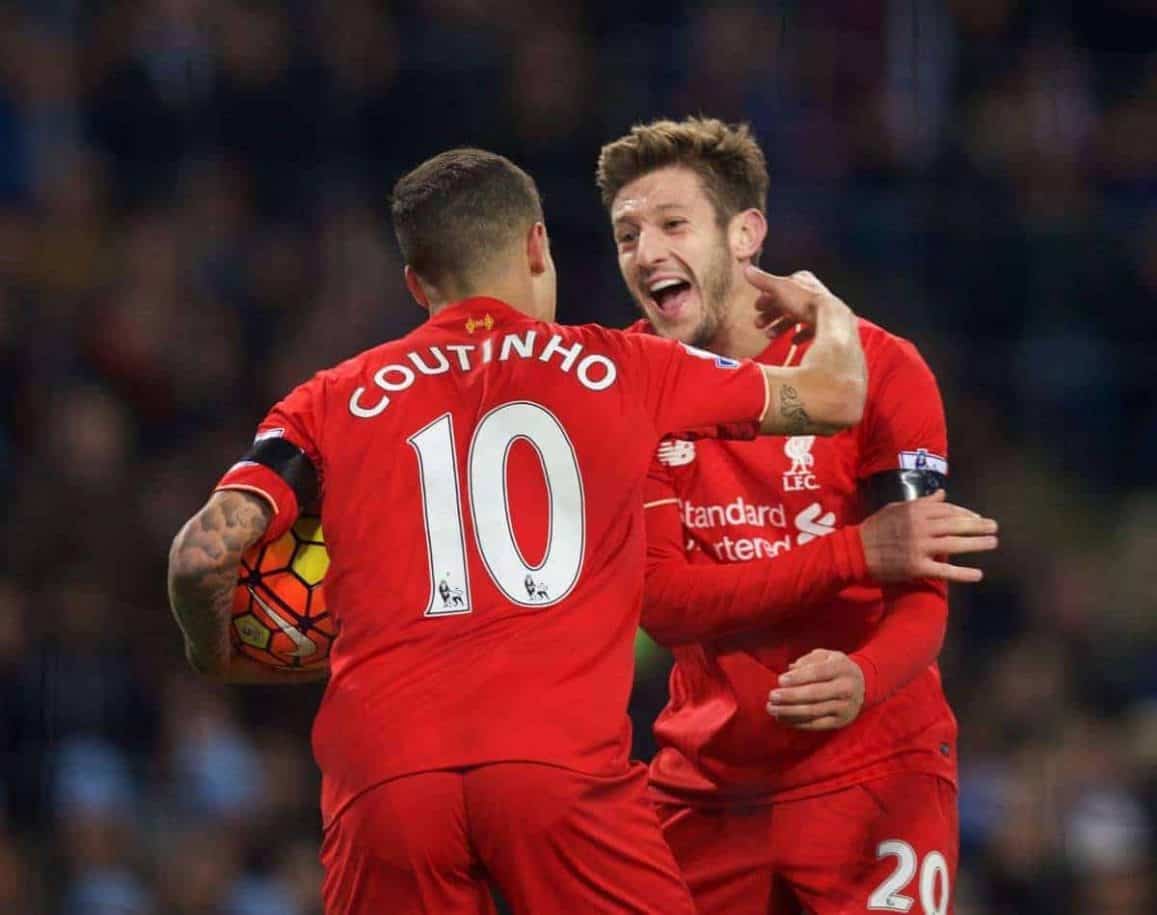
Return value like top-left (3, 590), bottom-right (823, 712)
top-left (681, 496), bottom-right (787, 530)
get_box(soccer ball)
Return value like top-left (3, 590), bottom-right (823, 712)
top-left (231, 514), bottom-right (336, 670)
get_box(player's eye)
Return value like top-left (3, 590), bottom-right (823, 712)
top-left (616, 231), bottom-right (637, 246)
top-left (663, 218), bottom-right (687, 231)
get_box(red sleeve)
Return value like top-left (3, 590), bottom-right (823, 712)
top-left (857, 334), bottom-right (948, 479)
top-left (850, 581), bottom-right (947, 707)
top-left (615, 333), bottom-right (768, 441)
top-left (215, 378), bottom-right (324, 545)
top-left (849, 332), bottom-right (950, 704)
top-left (641, 454), bottom-right (869, 647)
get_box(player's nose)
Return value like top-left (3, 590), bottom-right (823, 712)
top-left (634, 226), bottom-right (668, 270)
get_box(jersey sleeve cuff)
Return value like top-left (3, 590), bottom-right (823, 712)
top-left (831, 525), bottom-right (869, 581)
top-left (849, 651), bottom-right (882, 707)
top-left (215, 462), bottom-right (300, 544)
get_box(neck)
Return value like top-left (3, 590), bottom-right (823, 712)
top-left (426, 275), bottom-right (539, 321)
top-left (705, 281), bottom-right (772, 360)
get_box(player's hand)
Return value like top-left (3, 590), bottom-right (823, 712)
top-left (747, 267), bottom-right (867, 433)
top-left (745, 266), bottom-right (852, 337)
top-left (767, 649), bottom-right (865, 731)
top-left (860, 490), bottom-right (998, 584)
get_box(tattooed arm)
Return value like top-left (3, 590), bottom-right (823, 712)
top-left (168, 490), bottom-right (325, 684)
top-left (749, 267), bottom-right (867, 437)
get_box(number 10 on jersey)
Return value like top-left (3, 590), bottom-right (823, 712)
top-left (408, 402), bottom-right (587, 617)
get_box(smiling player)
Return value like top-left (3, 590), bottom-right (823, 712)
top-left (168, 147), bottom-right (871, 915)
top-left (598, 118), bottom-right (988, 914)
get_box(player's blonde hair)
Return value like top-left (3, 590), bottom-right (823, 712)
top-left (596, 117), bottom-right (769, 225)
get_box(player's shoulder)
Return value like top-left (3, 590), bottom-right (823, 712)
top-left (857, 317), bottom-right (936, 377)
top-left (555, 318), bottom-right (657, 354)
top-left (285, 332), bottom-right (419, 401)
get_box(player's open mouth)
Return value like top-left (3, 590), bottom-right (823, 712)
top-left (648, 278), bottom-right (694, 318)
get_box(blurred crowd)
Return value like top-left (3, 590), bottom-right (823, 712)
top-left (0, 0), bottom-right (1154, 912)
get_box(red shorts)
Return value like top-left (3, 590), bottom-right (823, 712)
top-left (655, 773), bottom-right (958, 915)
top-left (321, 762), bottom-right (695, 915)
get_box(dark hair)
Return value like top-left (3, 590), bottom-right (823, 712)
top-left (391, 148), bottom-right (544, 286)
top-left (596, 117), bottom-right (768, 224)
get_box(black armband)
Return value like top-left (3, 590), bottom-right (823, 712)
top-left (862, 468), bottom-right (946, 510)
top-left (241, 437), bottom-right (320, 511)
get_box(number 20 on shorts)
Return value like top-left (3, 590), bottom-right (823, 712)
top-left (869, 840), bottom-right (950, 915)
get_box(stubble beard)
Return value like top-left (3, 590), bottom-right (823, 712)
top-left (686, 239), bottom-right (734, 350)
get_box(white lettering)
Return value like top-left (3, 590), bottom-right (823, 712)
top-left (500, 331), bottom-right (536, 361)
top-left (376, 364), bottom-right (415, 391)
top-left (783, 473), bottom-right (820, 492)
top-left (711, 533), bottom-right (793, 562)
top-left (539, 334), bottom-right (583, 372)
top-left (350, 332), bottom-right (622, 421)
top-left (445, 344), bottom-right (474, 371)
top-left (409, 347), bottom-right (451, 375)
top-left (576, 354), bottom-right (616, 391)
top-left (350, 387), bottom-right (389, 418)
top-left (682, 498), bottom-right (786, 530)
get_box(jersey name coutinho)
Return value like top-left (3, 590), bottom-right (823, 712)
top-left (348, 331), bottom-right (619, 418)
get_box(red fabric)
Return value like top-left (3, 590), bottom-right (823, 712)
top-left (642, 511), bottom-right (867, 645)
top-left (655, 773), bottom-right (959, 915)
top-left (214, 461), bottom-right (300, 544)
top-left (852, 580), bottom-right (948, 707)
top-left (221, 297), bottom-right (768, 826)
top-left (643, 318), bottom-right (957, 804)
top-left (322, 763), bottom-right (694, 915)
top-left (320, 771), bottom-right (498, 915)
top-left (215, 380), bottom-right (325, 543)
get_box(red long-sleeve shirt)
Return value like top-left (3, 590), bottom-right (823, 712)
top-left (216, 298), bottom-right (773, 826)
top-left (642, 318), bottom-right (957, 804)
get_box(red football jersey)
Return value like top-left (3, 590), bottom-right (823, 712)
top-left (215, 297), bottom-right (769, 824)
top-left (643, 318), bottom-right (957, 804)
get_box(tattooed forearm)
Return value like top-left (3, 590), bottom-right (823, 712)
top-left (778, 384), bottom-right (811, 435)
top-left (167, 491), bottom-right (271, 675)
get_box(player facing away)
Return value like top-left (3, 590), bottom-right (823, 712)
top-left (597, 118), bottom-right (996, 914)
top-left (167, 148), bottom-right (872, 914)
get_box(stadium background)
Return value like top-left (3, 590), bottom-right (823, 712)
top-left (0, 0), bottom-right (1153, 912)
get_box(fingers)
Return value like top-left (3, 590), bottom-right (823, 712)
top-left (770, 680), bottom-right (850, 706)
top-left (745, 265), bottom-right (819, 325)
top-left (767, 698), bottom-right (849, 722)
top-left (923, 560), bottom-right (984, 584)
top-left (778, 656), bottom-right (844, 687)
top-left (789, 271), bottom-right (835, 299)
top-left (926, 515), bottom-right (998, 537)
top-left (787, 648), bottom-right (828, 670)
top-left (930, 535), bottom-right (999, 556)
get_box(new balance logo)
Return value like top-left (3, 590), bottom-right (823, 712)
top-left (657, 439), bottom-right (695, 466)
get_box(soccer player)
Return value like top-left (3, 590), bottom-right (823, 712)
top-left (596, 117), bottom-right (990, 914)
top-left (167, 148), bottom-right (871, 914)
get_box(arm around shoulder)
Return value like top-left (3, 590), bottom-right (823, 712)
top-left (745, 269), bottom-right (867, 436)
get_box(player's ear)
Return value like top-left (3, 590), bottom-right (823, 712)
top-left (403, 265), bottom-right (432, 312)
top-left (729, 208), bottom-right (767, 263)
top-left (527, 222), bottom-right (550, 277)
